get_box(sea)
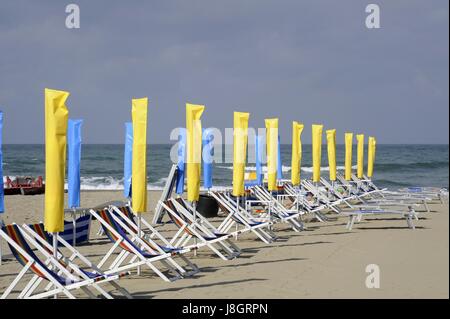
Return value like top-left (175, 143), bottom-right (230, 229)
top-left (2, 144), bottom-right (449, 191)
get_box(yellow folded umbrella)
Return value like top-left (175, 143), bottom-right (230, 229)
top-left (265, 118), bottom-right (278, 191)
top-left (326, 129), bottom-right (337, 181)
top-left (367, 136), bottom-right (377, 178)
top-left (312, 124), bottom-right (323, 183)
top-left (44, 88), bottom-right (69, 233)
top-left (232, 112), bottom-right (250, 197)
top-left (356, 134), bottom-right (365, 179)
top-left (345, 132), bottom-right (354, 180)
top-left (131, 97), bottom-right (148, 213)
top-left (186, 103), bottom-right (205, 202)
top-left (291, 121), bottom-right (304, 186)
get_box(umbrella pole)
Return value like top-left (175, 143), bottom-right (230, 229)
top-left (0, 218), bottom-right (3, 265)
top-left (192, 201), bottom-right (197, 257)
top-left (72, 208), bottom-right (76, 247)
top-left (53, 232), bottom-right (58, 299)
top-left (235, 196), bottom-right (239, 240)
top-left (137, 212), bottom-right (142, 275)
top-left (269, 191), bottom-right (273, 231)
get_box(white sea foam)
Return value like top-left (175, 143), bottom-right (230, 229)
top-left (218, 165), bottom-right (357, 173)
top-left (61, 176), bottom-right (166, 191)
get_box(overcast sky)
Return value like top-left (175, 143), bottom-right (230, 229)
top-left (0, 0), bottom-right (448, 144)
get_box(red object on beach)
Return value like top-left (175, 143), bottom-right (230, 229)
top-left (3, 176), bottom-right (45, 195)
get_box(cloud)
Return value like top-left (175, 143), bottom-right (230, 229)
top-left (0, 0), bottom-right (448, 144)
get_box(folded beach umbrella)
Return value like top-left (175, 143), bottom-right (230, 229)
top-left (233, 112), bottom-right (250, 197)
top-left (345, 132), bottom-right (354, 181)
top-left (44, 88), bottom-right (69, 236)
top-left (175, 128), bottom-right (186, 195)
top-left (326, 129), bottom-right (337, 181)
top-left (277, 135), bottom-right (283, 180)
top-left (255, 134), bottom-right (264, 186)
top-left (291, 121), bottom-right (304, 186)
top-left (131, 98), bottom-right (148, 213)
top-left (0, 111), bottom-right (4, 215)
top-left (67, 119), bottom-right (83, 208)
top-left (265, 118), bottom-right (279, 191)
top-left (356, 134), bottom-right (365, 179)
top-left (202, 128), bottom-right (214, 190)
top-left (0, 111), bottom-right (3, 263)
top-left (312, 124), bottom-right (323, 183)
top-left (186, 103), bottom-right (205, 202)
top-left (123, 122), bottom-right (133, 198)
top-left (367, 136), bottom-right (377, 178)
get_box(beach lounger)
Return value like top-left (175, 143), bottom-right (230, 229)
top-left (249, 185), bottom-right (305, 231)
top-left (108, 203), bottom-right (199, 277)
top-left (182, 193), bottom-right (276, 244)
top-left (21, 222), bottom-right (132, 299)
top-left (0, 223), bottom-right (131, 299)
top-left (160, 199), bottom-right (241, 260)
top-left (301, 180), bottom-right (420, 230)
top-left (89, 208), bottom-right (187, 282)
top-left (153, 164), bottom-right (178, 224)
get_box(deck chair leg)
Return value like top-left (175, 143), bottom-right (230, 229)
top-left (1, 261), bottom-right (33, 299)
top-left (81, 286), bottom-right (102, 299)
top-left (357, 214), bottom-right (363, 222)
top-left (97, 239), bottom-right (121, 268)
top-left (423, 201), bottom-right (430, 213)
top-left (110, 281), bottom-right (133, 299)
top-left (21, 275), bottom-right (42, 299)
top-left (144, 260), bottom-right (173, 282)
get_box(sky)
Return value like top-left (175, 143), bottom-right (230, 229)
top-left (0, 0), bottom-right (448, 144)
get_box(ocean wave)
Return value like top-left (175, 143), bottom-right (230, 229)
top-left (217, 165), bottom-right (356, 173)
top-left (61, 176), bottom-right (166, 191)
top-left (375, 161), bottom-right (449, 171)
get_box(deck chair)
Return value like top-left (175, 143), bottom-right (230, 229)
top-left (108, 204), bottom-right (199, 277)
top-left (89, 208), bottom-right (187, 282)
top-left (302, 180), bottom-right (420, 230)
top-left (178, 194), bottom-right (276, 244)
top-left (0, 223), bottom-right (130, 299)
top-left (20, 222), bottom-right (132, 299)
top-left (283, 183), bottom-right (330, 222)
top-left (337, 174), bottom-right (432, 212)
top-left (159, 199), bottom-right (241, 260)
top-left (209, 191), bottom-right (276, 244)
top-left (249, 185), bottom-right (305, 231)
top-left (351, 174), bottom-right (440, 209)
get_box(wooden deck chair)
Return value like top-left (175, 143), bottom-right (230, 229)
top-left (20, 222), bottom-right (132, 299)
top-left (249, 185), bottom-right (305, 231)
top-left (176, 195), bottom-right (276, 244)
top-left (159, 199), bottom-right (241, 260)
top-left (89, 208), bottom-right (185, 282)
top-left (0, 223), bottom-right (130, 299)
top-left (302, 180), bottom-right (420, 230)
top-left (209, 191), bottom-right (276, 244)
top-left (108, 204), bottom-right (199, 277)
top-left (282, 183), bottom-right (329, 222)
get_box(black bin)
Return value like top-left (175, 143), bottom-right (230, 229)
top-left (196, 194), bottom-right (219, 218)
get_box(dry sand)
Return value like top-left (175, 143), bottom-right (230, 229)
top-left (0, 190), bottom-right (448, 298)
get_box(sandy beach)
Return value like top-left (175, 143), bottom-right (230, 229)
top-left (0, 190), bottom-right (448, 299)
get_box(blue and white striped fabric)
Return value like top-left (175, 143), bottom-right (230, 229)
top-left (60, 214), bottom-right (91, 245)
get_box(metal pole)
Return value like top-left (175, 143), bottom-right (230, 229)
top-left (53, 232), bottom-right (58, 299)
top-left (137, 212), bottom-right (142, 275)
top-left (269, 191), bottom-right (273, 231)
top-left (235, 196), bottom-right (239, 240)
top-left (192, 201), bottom-right (197, 257)
top-left (0, 219), bottom-right (3, 265)
top-left (72, 209), bottom-right (76, 247)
